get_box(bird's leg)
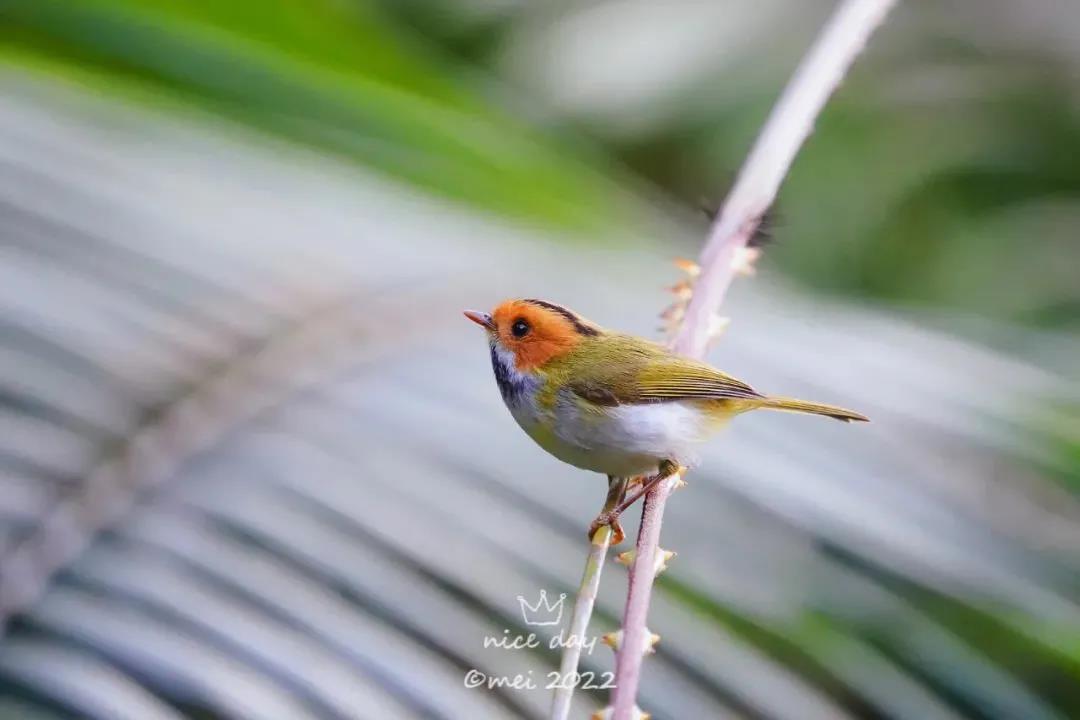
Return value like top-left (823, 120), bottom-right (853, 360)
top-left (587, 476), bottom-right (629, 545)
top-left (610, 459), bottom-right (681, 518)
top-left (586, 462), bottom-right (681, 544)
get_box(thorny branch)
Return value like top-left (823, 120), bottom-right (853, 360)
top-left (598, 2), bottom-right (897, 718)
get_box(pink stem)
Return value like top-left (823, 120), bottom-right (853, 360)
top-left (610, 1), bottom-right (897, 716)
top-left (609, 479), bottom-right (677, 714)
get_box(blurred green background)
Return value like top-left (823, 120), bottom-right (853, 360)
top-left (1, 2), bottom-right (1079, 719)
top-left (3, 0), bottom-right (1078, 329)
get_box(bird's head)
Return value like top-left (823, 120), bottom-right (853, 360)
top-left (463, 299), bottom-right (600, 371)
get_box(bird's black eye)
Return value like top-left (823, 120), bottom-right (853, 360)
top-left (511, 319), bottom-right (530, 338)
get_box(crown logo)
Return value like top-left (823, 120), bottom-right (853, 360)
top-left (517, 589), bottom-right (566, 626)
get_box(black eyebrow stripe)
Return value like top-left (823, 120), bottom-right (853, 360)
top-left (522, 299), bottom-right (599, 336)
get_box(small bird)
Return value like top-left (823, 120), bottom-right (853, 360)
top-left (465, 299), bottom-right (867, 542)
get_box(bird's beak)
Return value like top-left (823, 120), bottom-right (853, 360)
top-left (463, 310), bottom-right (495, 331)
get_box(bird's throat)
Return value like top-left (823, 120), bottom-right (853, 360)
top-left (490, 343), bottom-right (534, 406)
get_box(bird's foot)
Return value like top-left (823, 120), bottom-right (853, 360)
top-left (585, 467), bottom-right (683, 546)
top-left (588, 511), bottom-right (625, 545)
top-left (609, 461), bottom-right (683, 519)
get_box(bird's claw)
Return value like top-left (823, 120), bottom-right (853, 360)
top-left (588, 511), bottom-right (625, 545)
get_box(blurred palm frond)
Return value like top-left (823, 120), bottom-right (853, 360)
top-left (0, 78), bottom-right (1079, 719)
top-left (0, 0), bottom-right (635, 233)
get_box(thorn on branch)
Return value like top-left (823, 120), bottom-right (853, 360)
top-left (673, 258), bottom-right (700, 278)
top-left (707, 315), bottom-right (731, 343)
top-left (655, 548), bottom-right (677, 575)
top-left (602, 628), bottom-right (660, 656)
top-left (659, 303), bottom-right (685, 323)
top-left (732, 246), bottom-right (762, 276)
top-left (667, 280), bottom-right (693, 301)
top-left (661, 259), bottom-right (703, 337)
top-left (615, 545), bottom-right (674, 574)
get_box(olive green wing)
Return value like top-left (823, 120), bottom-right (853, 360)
top-left (565, 338), bottom-right (762, 406)
top-left (632, 357), bottom-right (762, 402)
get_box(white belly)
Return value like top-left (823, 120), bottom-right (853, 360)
top-left (489, 342), bottom-right (711, 477)
top-left (511, 395), bottom-right (710, 477)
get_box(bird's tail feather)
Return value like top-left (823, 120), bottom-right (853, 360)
top-left (759, 396), bottom-right (869, 423)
